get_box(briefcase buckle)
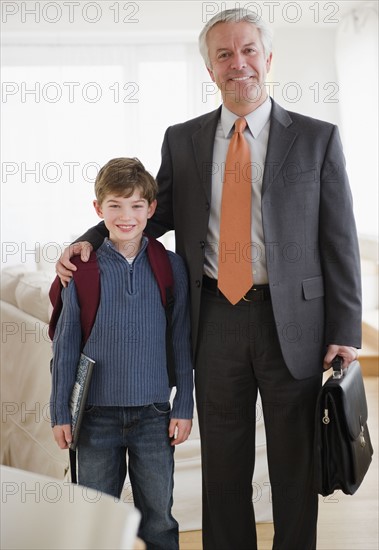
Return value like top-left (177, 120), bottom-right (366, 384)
top-left (332, 355), bottom-right (344, 379)
top-left (322, 409), bottom-right (330, 425)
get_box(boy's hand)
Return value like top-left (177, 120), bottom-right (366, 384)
top-left (56, 242), bottom-right (93, 287)
top-left (52, 424), bottom-right (72, 449)
top-left (169, 418), bottom-right (192, 446)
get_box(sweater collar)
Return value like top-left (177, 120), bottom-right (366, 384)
top-left (98, 235), bottom-right (149, 263)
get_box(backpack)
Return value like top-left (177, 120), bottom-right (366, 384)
top-left (48, 235), bottom-right (176, 387)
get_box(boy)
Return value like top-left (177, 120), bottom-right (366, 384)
top-left (50, 157), bottom-right (194, 550)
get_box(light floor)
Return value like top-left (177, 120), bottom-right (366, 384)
top-left (179, 377), bottom-right (379, 550)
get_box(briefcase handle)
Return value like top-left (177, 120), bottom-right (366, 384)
top-left (331, 355), bottom-right (344, 380)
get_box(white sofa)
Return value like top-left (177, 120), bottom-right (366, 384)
top-left (1, 465), bottom-right (142, 550)
top-left (1, 263), bottom-right (272, 530)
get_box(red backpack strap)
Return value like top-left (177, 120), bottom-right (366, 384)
top-left (48, 252), bottom-right (100, 348)
top-left (48, 276), bottom-right (64, 342)
top-left (146, 236), bottom-right (174, 306)
top-left (146, 235), bottom-right (176, 387)
top-left (72, 252), bottom-right (100, 347)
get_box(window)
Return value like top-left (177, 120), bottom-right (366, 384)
top-left (1, 40), bottom-right (211, 264)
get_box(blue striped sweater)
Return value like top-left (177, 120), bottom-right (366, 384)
top-left (50, 237), bottom-right (194, 426)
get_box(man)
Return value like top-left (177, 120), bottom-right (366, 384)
top-left (57, 9), bottom-right (361, 550)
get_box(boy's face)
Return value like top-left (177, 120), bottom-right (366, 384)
top-left (93, 189), bottom-right (156, 257)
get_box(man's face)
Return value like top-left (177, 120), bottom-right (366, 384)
top-left (206, 21), bottom-right (272, 114)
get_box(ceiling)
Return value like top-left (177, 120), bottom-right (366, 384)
top-left (2, 0), bottom-right (371, 37)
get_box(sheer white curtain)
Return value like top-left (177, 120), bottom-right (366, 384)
top-left (1, 38), bottom-right (213, 266)
top-left (335, 2), bottom-right (378, 238)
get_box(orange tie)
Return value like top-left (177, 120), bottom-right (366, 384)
top-left (218, 117), bottom-right (253, 304)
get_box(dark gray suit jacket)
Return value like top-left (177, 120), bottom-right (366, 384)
top-left (148, 99), bottom-right (362, 379)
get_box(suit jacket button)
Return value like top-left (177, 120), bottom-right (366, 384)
top-left (200, 241), bottom-right (205, 248)
top-left (205, 202), bottom-right (210, 210)
top-left (195, 280), bottom-right (201, 288)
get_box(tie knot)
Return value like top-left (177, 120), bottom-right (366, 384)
top-left (234, 117), bottom-right (247, 134)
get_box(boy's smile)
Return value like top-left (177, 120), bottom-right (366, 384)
top-left (93, 190), bottom-right (156, 258)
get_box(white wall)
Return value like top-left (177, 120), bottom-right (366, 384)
top-left (271, 27), bottom-right (340, 123)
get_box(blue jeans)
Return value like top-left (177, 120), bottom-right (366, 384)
top-left (77, 403), bottom-right (178, 550)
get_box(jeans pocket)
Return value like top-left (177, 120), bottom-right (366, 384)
top-left (84, 405), bottom-right (98, 415)
top-left (151, 401), bottom-right (171, 415)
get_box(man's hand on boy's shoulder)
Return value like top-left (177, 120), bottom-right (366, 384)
top-left (169, 418), bottom-right (192, 446)
top-left (56, 241), bottom-right (93, 286)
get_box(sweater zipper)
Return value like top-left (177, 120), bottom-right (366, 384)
top-left (128, 262), bottom-right (134, 295)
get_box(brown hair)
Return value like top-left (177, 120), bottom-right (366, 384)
top-left (94, 157), bottom-right (157, 205)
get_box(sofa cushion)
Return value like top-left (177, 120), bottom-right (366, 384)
top-left (14, 272), bottom-right (54, 324)
top-left (0, 265), bottom-right (28, 306)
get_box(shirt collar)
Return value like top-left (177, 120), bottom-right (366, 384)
top-left (221, 96), bottom-right (272, 139)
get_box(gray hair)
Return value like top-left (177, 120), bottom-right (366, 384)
top-left (199, 8), bottom-right (273, 68)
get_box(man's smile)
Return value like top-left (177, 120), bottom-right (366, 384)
top-left (230, 75), bottom-right (252, 81)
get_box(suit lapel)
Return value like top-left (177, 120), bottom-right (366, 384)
top-left (190, 102), bottom-right (297, 198)
top-left (191, 107), bottom-right (222, 202)
top-left (262, 100), bottom-right (297, 195)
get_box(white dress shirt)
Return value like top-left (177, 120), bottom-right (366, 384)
top-left (204, 97), bottom-right (272, 284)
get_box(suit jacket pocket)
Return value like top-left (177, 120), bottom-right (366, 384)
top-left (302, 276), bottom-right (324, 300)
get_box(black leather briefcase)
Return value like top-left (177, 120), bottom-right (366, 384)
top-left (314, 357), bottom-right (374, 496)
